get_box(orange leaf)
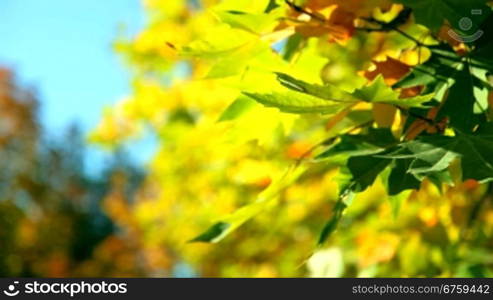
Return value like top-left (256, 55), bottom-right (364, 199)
top-left (286, 141), bottom-right (313, 159)
top-left (400, 86), bottom-right (424, 99)
top-left (254, 177), bottom-right (272, 189)
top-left (463, 179), bottom-right (480, 190)
top-left (404, 107), bottom-right (446, 140)
top-left (364, 56), bottom-right (411, 86)
top-left (290, 4), bottom-right (355, 42)
top-left (405, 120), bottom-right (428, 141)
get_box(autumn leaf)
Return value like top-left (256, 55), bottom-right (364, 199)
top-left (363, 56), bottom-right (411, 86)
top-left (290, 6), bottom-right (355, 42)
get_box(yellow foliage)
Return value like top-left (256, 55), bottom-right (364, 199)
top-left (89, 0), bottom-right (493, 277)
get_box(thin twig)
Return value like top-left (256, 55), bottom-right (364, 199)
top-left (294, 120), bottom-right (374, 166)
top-left (284, 0), bottom-right (326, 23)
top-left (396, 106), bottom-right (436, 125)
top-left (360, 17), bottom-right (434, 48)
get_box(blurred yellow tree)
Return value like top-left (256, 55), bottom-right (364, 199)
top-left (91, 0), bottom-right (493, 277)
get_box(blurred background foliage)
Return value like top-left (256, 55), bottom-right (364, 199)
top-left (2, 0), bottom-right (493, 277)
top-left (0, 69), bottom-right (145, 276)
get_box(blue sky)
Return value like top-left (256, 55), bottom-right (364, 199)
top-left (0, 0), bottom-right (156, 173)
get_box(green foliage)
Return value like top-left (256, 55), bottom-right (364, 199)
top-left (270, 73), bottom-right (434, 108)
top-left (388, 159), bottom-right (421, 195)
top-left (316, 128), bottom-right (397, 159)
top-left (387, 124), bottom-right (493, 183)
top-left (212, 8), bottom-right (283, 34)
top-left (244, 90), bottom-right (347, 114)
top-left (218, 96), bottom-right (257, 121)
top-left (395, 0), bottom-right (490, 32)
top-left (352, 76), bottom-right (434, 107)
top-left (438, 66), bottom-right (481, 132)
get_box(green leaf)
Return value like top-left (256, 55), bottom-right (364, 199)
top-left (205, 42), bottom-right (270, 78)
top-left (181, 26), bottom-right (255, 58)
top-left (393, 139), bottom-right (459, 175)
top-left (318, 170), bottom-right (355, 245)
top-left (212, 9), bottom-right (282, 34)
top-left (243, 90), bottom-right (349, 114)
top-left (276, 73), bottom-right (434, 109)
top-left (438, 64), bottom-right (479, 132)
top-left (388, 159), bottom-right (421, 196)
top-left (218, 96), bottom-right (258, 121)
top-left (395, 0), bottom-right (490, 32)
top-left (316, 128), bottom-right (397, 160)
top-left (449, 134), bottom-right (493, 183)
top-left (316, 136), bottom-right (383, 159)
top-left (426, 170), bottom-right (454, 192)
top-left (276, 73), bottom-right (358, 103)
top-left (282, 33), bottom-right (303, 61)
top-left (353, 75), bottom-right (434, 108)
top-left (264, 0), bottom-right (280, 13)
top-left (347, 155), bottom-right (392, 192)
top-left (205, 56), bottom-right (251, 78)
top-left (189, 222), bottom-right (230, 243)
top-left (190, 166), bottom-right (306, 243)
top-left (386, 124), bottom-right (493, 183)
top-left (317, 196), bottom-right (349, 245)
